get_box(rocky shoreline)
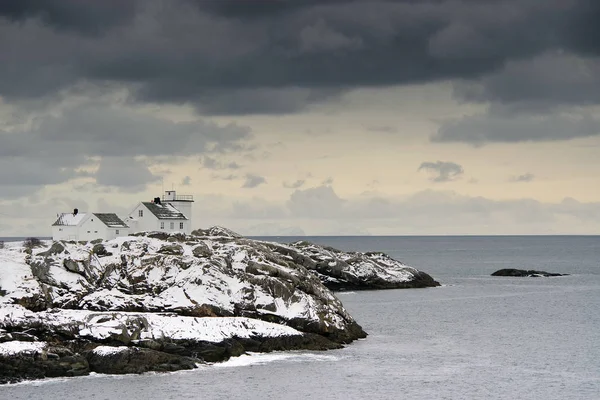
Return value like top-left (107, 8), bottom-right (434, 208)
top-left (0, 227), bottom-right (439, 384)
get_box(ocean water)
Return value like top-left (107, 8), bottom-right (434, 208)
top-left (2, 236), bottom-right (599, 400)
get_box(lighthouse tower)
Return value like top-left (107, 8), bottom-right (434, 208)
top-left (163, 190), bottom-right (194, 231)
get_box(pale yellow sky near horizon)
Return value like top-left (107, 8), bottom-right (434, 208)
top-left (2, 83), bottom-right (600, 236)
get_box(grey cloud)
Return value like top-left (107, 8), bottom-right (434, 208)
top-left (0, 0), bottom-right (138, 36)
top-left (1, 0), bottom-right (599, 114)
top-left (0, 102), bottom-right (249, 197)
top-left (72, 182), bottom-right (115, 194)
top-left (0, 104), bottom-right (250, 159)
top-left (211, 173), bottom-right (238, 181)
top-left (367, 125), bottom-right (398, 133)
top-left (0, 158), bottom-right (76, 186)
top-left (287, 185), bottom-right (345, 218)
top-left (453, 52), bottom-right (600, 113)
top-left (510, 173), bottom-right (535, 183)
top-left (298, 18), bottom-right (363, 54)
top-left (283, 180), bottom-right (305, 189)
top-left (418, 161), bottom-right (464, 182)
top-left (433, 113), bottom-right (600, 144)
top-left (242, 174), bottom-right (267, 188)
top-left (173, 87), bottom-right (342, 116)
top-left (230, 200), bottom-right (286, 219)
top-left (95, 157), bottom-right (160, 192)
top-left (201, 156), bottom-right (242, 170)
top-left (181, 176), bottom-right (191, 186)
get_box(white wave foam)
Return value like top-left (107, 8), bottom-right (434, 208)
top-left (213, 351), bottom-right (342, 368)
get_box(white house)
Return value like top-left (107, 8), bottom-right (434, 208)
top-left (126, 191), bottom-right (194, 235)
top-left (52, 210), bottom-right (130, 241)
top-left (51, 191), bottom-right (194, 241)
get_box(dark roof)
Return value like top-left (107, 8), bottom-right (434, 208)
top-left (142, 202), bottom-right (187, 220)
top-left (93, 213), bottom-right (129, 228)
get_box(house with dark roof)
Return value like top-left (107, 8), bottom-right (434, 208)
top-left (50, 191), bottom-right (193, 241)
top-left (51, 210), bottom-right (129, 241)
top-left (126, 190), bottom-right (194, 234)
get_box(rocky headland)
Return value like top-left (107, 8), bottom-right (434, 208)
top-left (0, 227), bottom-right (439, 383)
top-left (491, 268), bottom-right (569, 277)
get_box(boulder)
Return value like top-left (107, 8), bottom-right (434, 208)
top-left (0, 343), bottom-right (89, 384)
top-left (86, 346), bottom-right (197, 374)
top-left (192, 242), bottom-right (212, 258)
top-left (157, 244), bottom-right (184, 256)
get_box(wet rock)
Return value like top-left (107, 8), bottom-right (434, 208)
top-left (86, 346), bottom-right (197, 374)
top-left (0, 344), bottom-right (90, 384)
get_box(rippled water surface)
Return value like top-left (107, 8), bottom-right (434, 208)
top-left (3, 236), bottom-right (599, 400)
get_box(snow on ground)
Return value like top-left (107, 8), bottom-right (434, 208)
top-left (0, 250), bottom-right (41, 306)
top-left (0, 305), bottom-right (303, 344)
top-left (0, 231), bottom-right (382, 343)
top-left (91, 346), bottom-right (131, 356)
top-left (0, 341), bottom-right (46, 356)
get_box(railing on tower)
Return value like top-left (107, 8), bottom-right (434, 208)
top-left (163, 194), bottom-right (194, 201)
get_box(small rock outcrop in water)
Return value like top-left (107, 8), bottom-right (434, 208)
top-left (491, 269), bottom-right (569, 277)
top-left (0, 227), bottom-right (440, 383)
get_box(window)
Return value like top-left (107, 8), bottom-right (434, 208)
top-left (160, 222), bottom-right (164, 229)
top-left (138, 209), bottom-right (143, 217)
top-left (170, 222), bottom-right (174, 230)
top-left (94, 231), bottom-right (98, 233)
top-left (59, 228), bottom-right (63, 231)
top-left (87, 231), bottom-right (91, 233)
top-left (116, 229), bottom-right (120, 234)
top-left (179, 222), bottom-right (184, 230)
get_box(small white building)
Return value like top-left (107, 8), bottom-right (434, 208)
top-left (126, 191), bottom-right (194, 235)
top-left (52, 210), bottom-right (130, 241)
top-left (51, 191), bottom-right (194, 241)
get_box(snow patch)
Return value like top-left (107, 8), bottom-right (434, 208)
top-left (0, 341), bottom-right (46, 356)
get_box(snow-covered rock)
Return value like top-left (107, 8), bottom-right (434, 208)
top-left (284, 241), bottom-right (440, 290)
top-left (0, 227), bottom-right (439, 383)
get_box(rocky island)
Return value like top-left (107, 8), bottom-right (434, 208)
top-left (491, 268), bottom-right (569, 277)
top-left (0, 227), bottom-right (439, 384)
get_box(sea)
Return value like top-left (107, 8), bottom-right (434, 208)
top-left (2, 235), bottom-right (599, 400)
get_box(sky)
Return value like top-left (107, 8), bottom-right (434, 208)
top-left (1, 0), bottom-right (599, 236)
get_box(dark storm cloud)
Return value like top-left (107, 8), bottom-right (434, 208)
top-left (0, 0), bottom-right (137, 35)
top-left (418, 161), bottom-right (464, 182)
top-left (1, 0), bottom-right (599, 114)
top-left (452, 53), bottom-right (600, 113)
